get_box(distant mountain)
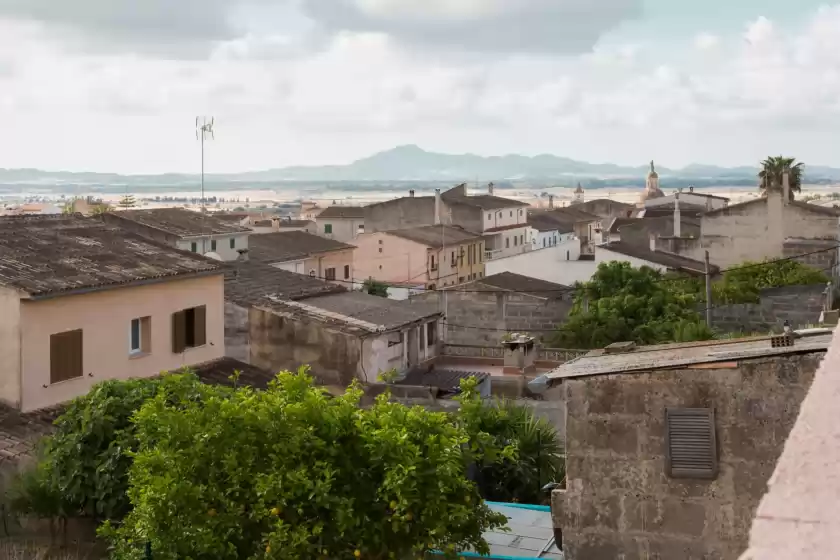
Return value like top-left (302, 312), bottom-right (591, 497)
top-left (2, 145), bottom-right (840, 188)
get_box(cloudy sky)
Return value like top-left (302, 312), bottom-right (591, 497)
top-left (0, 0), bottom-right (838, 173)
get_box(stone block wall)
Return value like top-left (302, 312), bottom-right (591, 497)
top-left (553, 353), bottom-right (824, 560)
top-left (412, 291), bottom-right (572, 346)
top-left (709, 283), bottom-right (828, 333)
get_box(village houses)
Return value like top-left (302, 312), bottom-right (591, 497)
top-left (315, 205), bottom-right (366, 242)
top-left (247, 230), bottom-right (356, 284)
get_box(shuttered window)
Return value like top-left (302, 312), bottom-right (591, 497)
top-left (665, 408), bottom-right (718, 479)
top-left (172, 305), bottom-right (207, 353)
top-left (50, 329), bottom-right (83, 384)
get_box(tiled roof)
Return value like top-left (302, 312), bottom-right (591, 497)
top-left (443, 192), bottom-right (530, 210)
top-left (105, 208), bottom-right (251, 237)
top-left (0, 215), bottom-right (223, 298)
top-left (225, 261), bottom-right (346, 307)
top-left (396, 368), bottom-right (490, 398)
top-left (527, 213), bottom-right (575, 234)
top-left (277, 219), bottom-right (314, 228)
top-left (316, 206), bottom-right (366, 219)
top-left (544, 332), bottom-right (832, 382)
top-left (186, 357), bottom-right (277, 389)
top-left (476, 272), bottom-right (571, 299)
top-left (0, 404), bottom-right (62, 465)
top-left (534, 207), bottom-right (599, 223)
top-left (213, 212), bottom-right (250, 223)
top-left (248, 231), bottom-right (355, 264)
top-left (703, 197), bottom-right (840, 218)
top-left (599, 241), bottom-right (716, 275)
top-left (484, 223), bottom-right (530, 233)
top-left (386, 225), bottom-right (483, 248)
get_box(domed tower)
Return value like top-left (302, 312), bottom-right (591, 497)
top-left (639, 160), bottom-right (665, 205)
top-left (572, 182), bottom-right (584, 205)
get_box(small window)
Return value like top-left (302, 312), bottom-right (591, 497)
top-left (566, 250), bottom-right (570, 260)
top-left (310, 270), bottom-right (316, 276)
top-left (130, 317), bottom-right (151, 355)
top-left (50, 329), bottom-right (83, 384)
top-left (514, 236), bottom-right (518, 246)
top-left (451, 251), bottom-right (456, 266)
top-left (190, 242), bottom-right (197, 252)
top-left (378, 239), bottom-right (383, 245)
top-left (230, 238), bottom-right (236, 249)
top-left (379, 248), bottom-right (383, 253)
top-left (344, 265), bottom-right (350, 279)
top-left (324, 224), bottom-right (333, 234)
top-left (211, 239), bottom-right (217, 251)
top-left (459, 276), bottom-right (465, 283)
top-left (325, 268), bottom-right (336, 281)
top-left (172, 306), bottom-right (207, 353)
top-left (509, 211), bottom-right (513, 217)
top-left (487, 213), bottom-right (491, 220)
top-left (505, 238), bottom-right (510, 248)
top-left (665, 408), bottom-right (718, 479)
top-left (358, 224), bottom-right (365, 233)
top-left (428, 284), bottom-right (436, 290)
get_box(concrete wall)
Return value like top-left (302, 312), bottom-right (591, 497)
top-left (574, 199), bottom-right (635, 220)
top-left (364, 198), bottom-right (439, 233)
top-left (620, 218), bottom-right (701, 249)
top-left (553, 353), bottom-right (823, 560)
top-left (485, 242), bottom-right (586, 285)
top-left (316, 216), bottom-right (364, 243)
top-left (709, 284), bottom-right (828, 333)
top-left (224, 301), bottom-right (250, 363)
top-left (19, 274), bottom-right (226, 412)
top-left (304, 248), bottom-right (356, 284)
top-left (0, 287), bottom-right (22, 408)
top-left (175, 233), bottom-right (249, 262)
top-left (413, 289), bottom-right (572, 346)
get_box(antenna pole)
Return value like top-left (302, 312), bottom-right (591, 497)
top-left (196, 116), bottom-right (215, 253)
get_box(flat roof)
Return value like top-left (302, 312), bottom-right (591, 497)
top-left (545, 332), bottom-right (833, 382)
top-left (0, 215), bottom-right (223, 298)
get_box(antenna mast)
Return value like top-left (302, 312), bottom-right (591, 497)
top-left (196, 116), bottom-right (215, 214)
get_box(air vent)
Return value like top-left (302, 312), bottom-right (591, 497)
top-left (770, 334), bottom-right (794, 348)
top-left (665, 408), bottom-right (718, 480)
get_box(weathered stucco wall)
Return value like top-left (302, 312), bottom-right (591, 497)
top-left (553, 353), bottom-right (824, 560)
top-left (224, 302), bottom-right (250, 363)
top-left (709, 284), bottom-right (829, 333)
top-left (0, 287), bottom-right (22, 408)
top-left (364, 198), bottom-right (440, 233)
top-left (620, 217), bottom-right (701, 249)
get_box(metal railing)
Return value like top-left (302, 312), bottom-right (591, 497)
top-left (442, 344), bottom-right (586, 363)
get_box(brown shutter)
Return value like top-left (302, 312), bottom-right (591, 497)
top-left (193, 306), bottom-right (207, 347)
top-left (172, 311), bottom-right (186, 353)
top-left (141, 317), bottom-right (152, 353)
top-left (50, 329), bottom-right (83, 384)
top-left (665, 408), bottom-right (718, 479)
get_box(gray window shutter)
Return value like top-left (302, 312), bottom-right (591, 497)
top-left (665, 408), bottom-right (718, 479)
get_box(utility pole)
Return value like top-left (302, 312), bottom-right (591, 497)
top-left (196, 116), bottom-right (215, 253)
top-left (704, 250), bottom-right (713, 327)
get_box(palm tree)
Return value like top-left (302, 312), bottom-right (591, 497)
top-left (758, 156), bottom-right (803, 200)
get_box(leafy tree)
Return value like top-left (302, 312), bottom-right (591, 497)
top-left (362, 278), bottom-right (389, 298)
top-left (105, 370), bottom-right (507, 559)
top-left (457, 383), bottom-right (564, 505)
top-left (552, 261), bottom-right (713, 349)
top-left (712, 258), bottom-right (829, 304)
top-left (759, 156), bottom-right (803, 199)
top-left (90, 203), bottom-right (113, 216)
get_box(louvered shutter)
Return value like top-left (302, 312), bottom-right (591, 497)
top-left (172, 311), bottom-right (187, 353)
top-left (50, 329), bottom-right (83, 384)
top-left (193, 306), bottom-right (207, 347)
top-left (665, 408), bottom-right (718, 479)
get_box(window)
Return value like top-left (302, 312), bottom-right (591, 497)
top-left (358, 224), bottom-right (365, 233)
top-left (324, 224), bottom-right (333, 234)
top-left (50, 329), bottom-right (83, 384)
top-left (520, 234), bottom-right (524, 245)
top-left (459, 276), bottom-right (465, 283)
top-left (519, 209), bottom-right (523, 215)
top-left (378, 239), bottom-right (383, 244)
top-left (190, 242), bottom-right (197, 252)
top-left (344, 265), bottom-right (350, 279)
top-left (379, 248), bottom-right (383, 253)
top-left (325, 268), bottom-right (336, 280)
top-left (543, 238), bottom-right (546, 248)
top-left (427, 321), bottom-right (438, 346)
top-left (230, 238), bottom-right (236, 249)
top-left (566, 250), bottom-right (570, 260)
top-left (509, 211), bottom-right (513, 217)
top-left (130, 317), bottom-right (151, 355)
top-left (310, 270), bottom-right (317, 276)
top-left (172, 306), bottom-right (207, 353)
top-left (487, 213), bottom-right (491, 220)
top-left (665, 408), bottom-right (718, 479)
top-left (428, 284), bottom-right (436, 291)
top-left (554, 235), bottom-right (558, 245)
top-left (451, 251), bottom-right (456, 267)
top-left (211, 239), bottom-right (217, 251)
top-left (514, 236), bottom-right (518, 246)
top-left (467, 245), bottom-right (472, 265)
top-left (479, 244), bottom-right (482, 263)
top-left (506, 238), bottom-right (510, 249)
top-left (430, 255), bottom-right (437, 271)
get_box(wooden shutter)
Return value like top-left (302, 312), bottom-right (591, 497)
top-left (193, 306), bottom-right (207, 347)
top-left (665, 408), bottom-right (718, 479)
top-left (50, 329), bottom-right (83, 384)
top-left (172, 311), bottom-right (187, 353)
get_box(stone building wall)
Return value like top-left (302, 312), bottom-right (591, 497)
top-left (709, 284), bottom-right (829, 333)
top-left (552, 353), bottom-right (824, 560)
top-left (412, 290), bottom-right (572, 346)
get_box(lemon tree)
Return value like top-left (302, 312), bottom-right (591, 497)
top-left (105, 369), bottom-right (507, 559)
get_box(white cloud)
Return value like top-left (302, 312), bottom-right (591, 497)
top-left (694, 32), bottom-right (720, 50)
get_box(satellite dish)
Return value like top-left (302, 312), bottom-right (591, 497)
top-left (204, 252), bottom-right (223, 261)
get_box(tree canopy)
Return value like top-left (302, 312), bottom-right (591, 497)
top-left (362, 278), bottom-right (389, 298)
top-left (759, 156), bottom-right (803, 199)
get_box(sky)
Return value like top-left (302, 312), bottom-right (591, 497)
top-left (0, 0), bottom-right (838, 174)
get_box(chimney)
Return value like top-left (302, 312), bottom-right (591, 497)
top-left (548, 195), bottom-right (555, 209)
top-left (782, 171), bottom-right (790, 203)
top-left (649, 233), bottom-right (657, 252)
top-left (409, 190), bottom-right (415, 198)
top-left (434, 188), bottom-right (441, 225)
top-left (488, 182), bottom-right (495, 195)
top-left (674, 192), bottom-right (681, 237)
top-left (689, 185), bottom-right (694, 193)
top-left (502, 334), bottom-right (536, 375)
top-left (237, 248), bottom-right (250, 262)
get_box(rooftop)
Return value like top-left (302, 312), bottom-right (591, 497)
top-left (599, 241), bottom-right (715, 275)
top-left (528, 213), bottom-right (575, 234)
top-left (187, 357), bottom-right (278, 389)
top-left (316, 206), bottom-right (366, 219)
top-left (0, 215), bottom-right (223, 299)
top-left (276, 219), bottom-right (314, 228)
top-left (396, 368), bottom-right (490, 398)
top-left (248, 231), bottom-right (355, 264)
top-left (544, 332), bottom-right (833, 383)
top-left (442, 189), bottom-right (530, 210)
top-left (0, 404), bottom-right (62, 465)
top-left (107, 208), bottom-right (251, 237)
top-left (703, 195), bottom-right (840, 218)
top-left (537, 207), bottom-right (600, 223)
top-left (386, 225), bottom-right (483, 248)
top-left (471, 502), bottom-right (562, 559)
top-left (225, 261), bottom-right (345, 307)
top-left (475, 272), bottom-right (571, 299)
top-left (485, 223), bottom-right (531, 233)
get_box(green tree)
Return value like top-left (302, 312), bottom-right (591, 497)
top-left (759, 156), bottom-right (803, 199)
top-left (713, 258), bottom-right (829, 304)
top-left (117, 194), bottom-right (137, 209)
top-left (105, 370), bottom-right (507, 559)
top-left (552, 261), bottom-right (713, 349)
top-left (362, 278), bottom-right (389, 298)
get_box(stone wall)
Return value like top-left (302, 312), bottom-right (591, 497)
top-left (620, 217), bottom-right (700, 249)
top-left (412, 290), bottom-right (572, 346)
top-left (224, 302), bottom-right (250, 363)
top-left (709, 283), bottom-right (829, 333)
top-left (553, 353), bottom-right (824, 560)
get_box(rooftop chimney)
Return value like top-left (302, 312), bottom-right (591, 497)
top-left (782, 171), bottom-right (790, 203)
top-left (409, 190), bottom-right (415, 198)
top-left (488, 182), bottom-right (495, 195)
top-left (502, 334), bottom-right (536, 375)
top-left (548, 195), bottom-right (555, 209)
top-left (434, 188), bottom-right (441, 225)
top-left (674, 192), bottom-right (681, 237)
top-left (689, 185), bottom-right (695, 193)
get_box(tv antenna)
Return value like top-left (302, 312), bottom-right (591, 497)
top-left (196, 116), bottom-right (215, 213)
